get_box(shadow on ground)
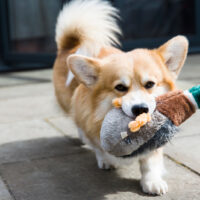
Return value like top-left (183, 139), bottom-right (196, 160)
top-left (0, 136), bottom-right (146, 200)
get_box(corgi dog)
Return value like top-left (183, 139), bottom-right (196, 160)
top-left (53, 0), bottom-right (188, 195)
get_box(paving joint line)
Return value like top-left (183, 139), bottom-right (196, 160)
top-left (0, 80), bottom-right (51, 89)
top-left (0, 174), bottom-right (17, 200)
top-left (43, 118), bottom-right (84, 146)
top-left (44, 115), bottom-right (68, 120)
top-left (1, 74), bottom-right (51, 82)
top-left (164, 154), bottom-right (200, 176)
top-left (174, 133), bottom-right (200, 139)
top-left (45, 117), bottom-right (200, 177)
top-left (44, 118), bottom-right (70, 137)
top-left (0, 94), bottom-right (53, 101)
top-left (179, 77), bottom-right (200, 81)
top-left (0, 116), bottom-right (63, 125)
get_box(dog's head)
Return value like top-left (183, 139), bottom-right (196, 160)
top-left (68, 36), bottom-right (188, 120)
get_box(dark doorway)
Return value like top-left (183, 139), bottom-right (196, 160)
top-left (0, 0), bottom-right (200, 72)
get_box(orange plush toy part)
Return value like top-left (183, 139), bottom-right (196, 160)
top-left (112, 98), bottom-right (152, 132)
top-left (128, 113), bottom-right (151, 132)
top-left (112, 98), bottom-right (122, 108)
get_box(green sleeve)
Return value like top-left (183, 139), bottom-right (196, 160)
top-left (189, 85), bottom-right (200, 109)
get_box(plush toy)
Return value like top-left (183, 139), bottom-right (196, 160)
top-left (112, 98), bottom-right (152, 132)
top-left (100, 85), bottom-right (200, 157)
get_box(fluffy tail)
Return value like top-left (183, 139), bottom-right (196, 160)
top-left (55, 0), bottom-right (122, 57)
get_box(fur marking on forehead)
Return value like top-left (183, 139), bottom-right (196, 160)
top-left (141, 73), bottom-right (156, 85)
top-left (121, 77), bottom-right (131, 87)
top-left (102, 53), bottom-right (134, 67)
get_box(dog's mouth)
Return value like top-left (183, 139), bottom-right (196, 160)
top-left (120, 91), bottom-right (157, 118)
top-left (121, 100), bottom-right (156, 118)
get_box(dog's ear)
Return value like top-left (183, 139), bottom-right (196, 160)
top-left (157, 36), bottom-right (188, 79)
top-left (67, 55), bottom-right (100, 87)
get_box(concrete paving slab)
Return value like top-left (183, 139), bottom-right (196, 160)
top-left (0, 152), bottom-right (199, 200)
top-left (0, 55), bottom-right (199, 200)
top-left (0, 83), bottom-right (53, 100)
top-left (0, 95), bottom-right (65, 124)
top-left (176, 110), bottom-right (200, 138)
top-left (185, 54), bottom-right (200, 67)
top-left (165, 134), bottom-right (200, 174)
top-left (0, 69), bottom-right (52, 88)
top-left (0, 75), bottom-right (35, 88)
top-left (10, 69), bottom-right (52, 81)
top-left (47, 108), bottom-right (200, 141)
top-left (0, 119), bottom-right (83, 164)
top-left (176, 80), bottom-right (196, 90)
top-left (179, 55), bottom-right (200, 83)
top-left (47, 116), bottom-right (79, 138)
top-left (0, 178), bottom-right (14, 200)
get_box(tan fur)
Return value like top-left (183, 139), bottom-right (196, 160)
top-left (53, 46), bottom-right (122, 145)
top-left (53, 39), bottom-right (188, 147)
top-left (53, 1), bottom-right (189, 195)
top-left (53, 49), bottom-right (78, 112)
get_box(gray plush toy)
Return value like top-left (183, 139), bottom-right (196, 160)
top-left (100, 85), bottom-right (200, 158)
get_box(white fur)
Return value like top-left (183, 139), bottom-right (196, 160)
top-left (78, 127), bottom-right (136, 169)
top-left (121, 90), bottom-right (156, 118)
top-left (78, 128), bottom-right (91, 146)
top-left (79, 121), bottom-right (167, 195)
top-left (66, 70), bottom-right (75, 86)
top-left (153, 85), bottom-right (169, 97)
top-left (57, 1), bottom-right (170, 194)
top-left (140, 150), bottom-right (168, 195)
top-left (56, 0), bottom-right (122, 56)
top-left (120, 83), bottom-right (168, 118)
top-left (184, 90), bottom-right (198, 109)
top-left (141, 74), bottom-right (157, 86)
top-left (95, 148), bottom-right (135, 169)
top-left (120, 77), bottom-right (131, 87)
top-left (94, 95), bottom-right (114, 122)
top-left (78, 91), bottom-right (167, 195)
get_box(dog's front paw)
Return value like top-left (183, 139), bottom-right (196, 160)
top-left (95, 151), bottom-right (114, 170)
top-left (141, 178), bottom-right (168, 195)
top-left (97, 159), bottom-right (114, 170)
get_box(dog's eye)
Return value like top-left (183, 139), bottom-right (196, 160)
top-left (115, 84), bottom-right (128, 92)
top-left (144, 81), bottom-right (155, 89)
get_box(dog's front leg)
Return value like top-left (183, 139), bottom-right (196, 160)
top-left (78, 128), bottom-right (114, 170)
top-left (95, 148), bottom-right (115, 170)
top-left (139, 147), bottom-right (168, 195)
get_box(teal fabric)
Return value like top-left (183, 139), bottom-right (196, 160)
top-left (189, 85), bottom-right (200, 108)
top-left (189, 84), bottom-right (200, 93)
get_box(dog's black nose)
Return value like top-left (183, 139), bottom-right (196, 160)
top-left (131, 103), bottom-right (149, 116)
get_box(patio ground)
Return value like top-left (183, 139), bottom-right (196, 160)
top-left (0, 54), bottom-right (200, 200)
